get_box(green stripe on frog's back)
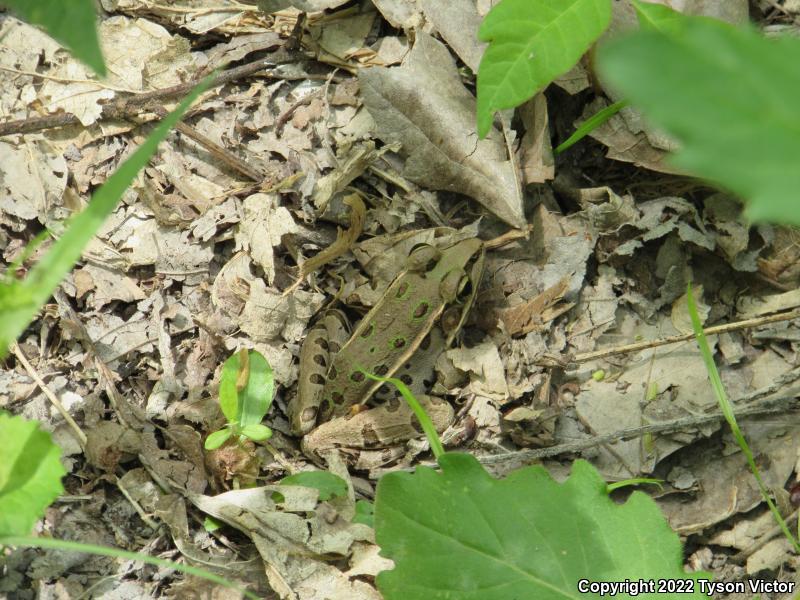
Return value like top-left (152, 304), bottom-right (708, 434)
top-left (323, 238), bottom-right (484, 418)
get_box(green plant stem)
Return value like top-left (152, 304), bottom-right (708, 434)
top-left (0, 72), bottom-right (216, 358)
top-left (0, 535), bottom-right (260, 600)
top-left (359, 369), bottom-right (445, 459)
top-left (607, 477), bottom-right (663, 493)
top-left (555, 99), bottom-right (629, 154)
top-left (687, 284), bottom-right (800, 553)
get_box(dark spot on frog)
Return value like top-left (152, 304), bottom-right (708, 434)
top-left (313, 336), bottom-right (328, 350)
top-left (361, 322), bottom-right (375, 338)
top-left (413, 301), bottom-right (430, 319)
top-left (386, 398), bottom-right (401, 412)
top-left (350, 371), bottom-right (365, 382)
top-left (423, 377), bottom-right (434, 387)
top-left (390, 337), bottom-right (406, 349)
top-left (329, 366), bottom-right (338, 380)
top-left (329, 342), bottom-right (341, 353)
top-left (313, 354), bottom-right (326, 367)
top-left (396, 281), bottom-right (410, 298)
top-left (331, 391), bottom-right (345, 405)
top-left (400, 374), bottom-right (413, 386)
top-left (419, 333), bottom-right (431, 350)
top-left (374, 364), bottom-right (389, 376)
top-left (362, 424), bottom-right (381, 448)
top-left (411, 416), bottom-right (424, 434)
top-left (310, 373), bottom-right (325, 385)
top-left (404, 362), bottom-right (412, 370)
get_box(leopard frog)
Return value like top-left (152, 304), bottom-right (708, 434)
top-left (290, 237), bottom-right (485, 454)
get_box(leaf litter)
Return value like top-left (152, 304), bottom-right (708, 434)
top-left (1, 0), bottom-right (798, 598)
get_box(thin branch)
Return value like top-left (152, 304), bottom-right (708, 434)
top-left (572, 308), bottom-right (800, 364)
top-left (11, 342), bottom-right (88, 448)
top-left (0, 55), bottom-right (310, 137)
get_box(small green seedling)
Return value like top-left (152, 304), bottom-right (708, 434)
top-left (205, 349), bottom-right (275, 450)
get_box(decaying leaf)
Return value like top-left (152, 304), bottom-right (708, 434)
top-left (359, 32), bottom-right (526, 228)
top-left (500, 277), bottom-right (573, 337)
top-left (420, 0), bottom-right (485, 72)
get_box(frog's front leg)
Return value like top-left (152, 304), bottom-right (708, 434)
top-left (301, 395), bottom-right (454, 457)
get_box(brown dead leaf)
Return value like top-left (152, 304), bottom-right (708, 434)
top-left (359, 32), bottom-right (526, 228)
top-left (518, 94), bottom-right (555, 184)
top-left (500, 276), bottom-right (573, 337)
top-left (420, 0), bottom-right (485, 72)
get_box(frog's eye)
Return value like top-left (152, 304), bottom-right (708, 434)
top-left (441, 306), bottom-right (463, 335)
top-left (407, 244), bottom-right (441, 272)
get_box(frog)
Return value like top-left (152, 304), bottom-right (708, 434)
top-left (289, 236), bottom-right (485, 457)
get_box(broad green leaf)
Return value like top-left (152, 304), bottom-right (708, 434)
top-left (476, 0), bottom-right (611, 137)
top-left (1, 0), bottom-right (105, 76)
top-left (204, 428), bottom-right (232, 451)
top-left (632, 0), bottom-right (686, 34)
top-left (218, 350), bottom-right (274, 427)
top-left (353, 500), bottom-right (374, 528)
top-left (218, 353), bottom-right (241, 424)
top-left (597, 18), bottom-right (800, 226)
top-left (239, 423), bottom-right (272, 442)
top-left (280, 471), bottom-right (348, 501)
top-left (238, 351), bottom-right (274, 428)
top-left (376, 454), bottom-right (708, 599)
top-left (0, 75), bottom-right (215, 359)
top-left (0, 414), bottom-right (65, 536)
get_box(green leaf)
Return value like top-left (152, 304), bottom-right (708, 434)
top-left (218, 350), bottom-right (274, 427)
top-left (204, 428), bottom-right (232, 451)
top-left (375, 454), bottom-right (708, 599)
top-left (0, 414), bottom-right (65, 536)
top-left (1, 0), bottom-right (105, 76)
top-left (596, 17), bottom-right (800, 226)
top-left (280, 471), bottom-right (348, 502)
top-left (203, 516), bottom-right (222, 532)
top-left (631, 0), bottom-right (686, 34)
top-left (476, 0), bottom-right (611, 137)
top-left (353, 500), bottom-right (374, 528)
top-left (360, 370), bottom-right (444, 459)
top-left (0, 74), bottom-right (215, 359)
top-left (238, 351), bottom-right (274, 428)
top-left (686, 285), bottom-right (800, 552)
top-left (240, 423), bottom-right (272, 442)
top-left (218, 353), bottom-right (241, 424)
top-left (556, 100), bottom-right (628, 154)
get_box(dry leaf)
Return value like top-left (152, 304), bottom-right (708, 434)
top-left (500, 276), bottom-right (573, 337)
top-left (359, 32), bottom-right (525, 228)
